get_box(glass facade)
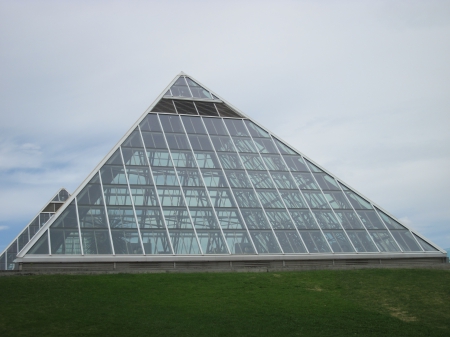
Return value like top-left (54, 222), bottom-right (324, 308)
top-left (18, 75), bottom-right (440, 260)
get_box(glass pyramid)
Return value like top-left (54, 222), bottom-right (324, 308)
top-left (0, 188), bottom-right (70, 270)
top-left (15, 74), bottom-right (444, 266)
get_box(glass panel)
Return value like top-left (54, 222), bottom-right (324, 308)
top-left (27, 230), bottom-right (49, 254)
top-left (291, 172), bottom-right (319, 189)
top-left (279, 191), bottom-right (306, 209)
top-left (250, 231), bottom-right (282, 254)
top-left (140, 114), bottom-right (162, 132)
top-left (275, 231), bottom-right (307, 253)
top-left (290, 210), bottom-right (319, 229)
top-left (234, 189), bottom-right (261, 208)
top-left (216, 154), bottom-right (243, 172)
top-left (262, 155), bottom-right (288, 171)
top-left (135, 208), bottom-right (165, 228)
top-left (189, 209), bottom-right (219, 229)
top-left (226, 171), bottom-right (252, 188)
top-left (158, 188), bottom-right (185, 207)
top-left (208, 189), bottom-right (236, 207)
top-left (147, 150), bottom-right (173, 167)
top-left (313, 210), bottom-right (342, 229)
top-left (126, 167), bottom-right (153, 185)
top-left (170, 77), bottom-right (191, 98)
top-left (188, 135), bottom-right (213, 151)
top-left (257, 190), bottom-right (285, 208)
top-left (18, 231), bottom-right (29, 251)
top-left (305, 160), bottom-right (323, 173)
top-left (130, 187), bottom-right (159, 206)
top-left (342, 187), bottom-right (372, 209)
top-left (253, 138), bottom-right (278, 154)
top-left (203, 117), bottom-right (228, 135)
top-left (183, 188), bottom-right (211, 207)
top-left (80, 229), bottom-right (113, 254)
top-left (413, 234), bottom-right (438, 251)
top-left (369, 231), bottom-right (401, 252)
top-left (0, 253), bottom-right (5, 270)
top-left (248, 171), bottom-right (275, 189)
top-left (78, 206), bottom-right (108, 228)
top-left (39, 213), bottom-right (52, 227)
top-left (106, 149), bottom-right (123, 165)
top-left (141, 230), bottom-right (172, 254)
top-left (58, 189), bottom-right (69, 201)
top-left (210, 135), bottom-right (236, 152)
top-left (283, 156), bottom-right (309, 171)
top-left (122, 130), bottom-right (144, 148)
top-left (274, 138), bottom-right (297, 154)
top-left (169, 230), bottom-right (201, 254)
top-left (391, 231), bottom-right (422, 251)
top-left (186, 78), bottom-right (212, 99)
top-left (314, 173), bottom-right (340, 190)
top-left (216, 103), bottom-right (242, 118)
top-left (195, 152), bottom-right (221, 169)
top-left (103, 186), bottom-right (133, 206)
top-left (177, 169), bottom-right (203, 187)
top-left (164, 208), bottom-right (193, 229)
top-left (240, 154), bottom-right (265, 170)
top-left (324, 191), bottom-right (352, 209)
top-left (51, 201), bottom-right (78, 228)
top-left (174, 100), bottom-right (198, 115)
top-left (347, 231), bottom-right (378, 252)
top-left (241, 210), bottom-right (271, 229)
top-left (223, 231), bottom-right (255, 254)
top-left (300, 231), bottom-right (331, 253)
top-left (195, 102), bottom-right (218, 116)
top-left (100, 165), bottom-right (127, 185)
top-left (181, 115), bottom-right (207, 134)
top-left (151, 99), bottom-right (177, 114)
top-left (334, 210), bottom-right (364, 229)
top-left (159, 114), bottom-right (184, 133)
top-left (141, 132), bottom-right (167, 149)
top-left (121, 148), bottom-right (148, 166)
top-left (357, 210), bottom-right (385, 229)
top-left (234, 138), bottom-right (257, 153)
top-left (152, 168), bottom-right (179, 186)
top-left (271, 172), bottom-right (296, 189)
top-left (323, 231), bottom-right (354, 252)
top-left (107, 206), bottom-right (137, 228)
top-left (265, 210), bottom-right (295, 229)
top-left (302, 192), bottom-right (329, 209)
top-left (50, 229), bottom-right (81, 254)
top-left (111, 229), bottom-right (143, 254)
top-left (375, 208), bottom-right (405, 230)
top-left (171, 151), bottom-right (197, 167)
top-left (244, 120), bottom-right (270, 138)
top-left (216, 209), bottom-right (245, 230)
top-left (201, 170), bottom-right (228, 188)
top-left (165, 134), bottom-right (191, 150)
top-left (224, 119), bottom-right (249, 137)
top-left (29, 217), bottom-right (40, 238)
top-left (197, 231), bottom-right (228, 254)
top-left (6, 243), bottom-right (17, 270)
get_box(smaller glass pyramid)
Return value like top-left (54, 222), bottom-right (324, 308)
top-left (0, 188), bottom-right (70, 270)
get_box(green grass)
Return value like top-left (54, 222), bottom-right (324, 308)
top-left (0, 269), bottom-right (449, 336)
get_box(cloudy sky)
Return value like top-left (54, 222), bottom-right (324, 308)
top-left (1, 0), bottom-right (449, 252)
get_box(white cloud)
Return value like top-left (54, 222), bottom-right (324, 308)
top-left (0, 226), bottom-right (8, 231)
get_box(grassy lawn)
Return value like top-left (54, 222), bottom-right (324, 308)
top-left (0, 268), bottom-right (449, 336)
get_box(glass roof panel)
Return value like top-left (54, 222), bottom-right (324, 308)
top-left (413, 234), bottom-right (438, 251)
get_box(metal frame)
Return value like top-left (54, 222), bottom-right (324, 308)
top-left (16, 73), bottom-right (446, 261)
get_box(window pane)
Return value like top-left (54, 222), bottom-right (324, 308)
top-left (189, 209), bottom-right (219, 229)
top-left (253, 138), bottom-right (278, 154)
top-left (391, 231), bottom-right (422, 251)
top-left (250, 231), bottom-right (282, 254)
top-left (265, 210), bottom-right (295, 229)
top-left (210, 135), bottom-right (236, 152)
top-left (111, 229), bottom-right (143, 254)
top-left (50, 229), bottom-right (81, 254)
top-left (248, 171), bottom-right (275, 189)
top-left (188, 135), bottom-right (213, 151)
top-left (169, 230), bottom-right (201, 254)
top-left (141, 132), bottom-right (167, 149)
top-left (323, 231), bottom-right (354, 252)
top-left (313, 210), bottom-right (342, 229)
top-left (27, 231), bottom-right (49, 254)
top-left (103, 186), bottom-right (133, 206)
top-left (347, 231), bottom-right (378, 252)
top-left (224, 119), bottom-right (249, 137)
top-left (245, 120), bottom-right (270, 138)
top-left (290, 210), bottom-right (319, 229)
top-left (183, 188), bottom-right (211, 207)
top-left (283, 156), bottom-right (308, 171)
top-left (78, 206), bottom-right (108, 228)
top-left (369, 230), bottom-right (401, 252)
top-left (107, 206), bottom-right (137, 228)
top-left (334, 210), bottom-right (364, 229)
top-left (343, 187), bottom-right (372, 209)
top-left (165, 134), bottom-right (191, 150)
top-left (121, 148), bottom-right (147, 166)
top-left (291, 172), bottom-right (319, 189)
top-left (177, 169), bottom-right (203, 187)
top-left (257, 190), bottom-right (285, 208)
top-left (130, 187), bottom-right (159, 206)
top-left (159, 114), bottom-right (184, 133)
top-left (413, 234), bottom-right (438, 252)
top-left (201, 170), bottom-right (228, 188)
top-left (147, 150), bottom-right (173, 167)
top-left (241, 210), bottom-right (270, 229)
top-left (234, 189), bottom-right (261, 208)
top-left (375, 208), bottom-right (405, 230)
top-left (195, 152), bottom-right (221, 169)
top-left (164, 208), bottom-right (192, 229)
top-left (323, 191), bottom-right (352, 209)
top-left (171, 151), bottom-right (197, 168)
top-left (181, 115), bottom-right (207, 134)
top-left (218, 153), bottom-right (243, 169)
top-left (275, 231), bottom-right (307, 253)
top-left (80, 229), bottom-right (112, 254)
top-left (234, 138), bottom-right (257, 153)
top-left (157, 188), bottom-right (185, 207)
top-left (141, 230), bottom-right (172, 254)
top-left (197, 231), bottom-right (228, 254)
top-left (300, 231), bottom-right (331, 253)
top-left (314, 173), bottom-right (340, 190)
top-left (226, 171), bottom-right (252, 188)
top-left (357, 210), bottom-right (385, 229)
top-left (208, 189), bottom-right (236, 208)
top-left (216, 209), bottom-right (245, 230)
top-left (135, 208), bottom-right (165, 229)
top-left (274, 138), bottom-right (297, 155)
top-left (152, 168), bottom-right (179, 186)
top-left (122, 130), bottom-right (144, 148)
top-left (271, 172), bottom-right (296, 189)
top-left (240, 154), bottom-right (265, 170)
top-left (262, 155), bottom-right (288, 171)
top-left (106, 149), bottom-right (123, 165)
top-left (126, 167), bottom-right (153, 185)
top-left (51, 201), bottom-right (78, 228)
top-left (174, 100), bottom-right (198, 115)
top-left (195, 102), bottom-right (218, 116)
top-left (303, 191), bottom-right (329, 209)
top-left (77, 183), bottom-right (104, 206)
top-left (203, 117), bottom-right (228, 135)
top-left (223, 231), bottom-right (255, 254)
top-left (100, 165), bottom-right (128, 185)
top-left (140, 114), bottom-right (162, 132)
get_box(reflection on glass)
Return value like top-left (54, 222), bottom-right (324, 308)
top-left (275, 231), bottom-right (307, 253)
top-left (290, 210), bottom-right (319, 229)
top-left (223, 231), bottom-right (255, 254)
top-left (197, 231), bottom-right (228, 254)
top-left (81, 229), bottom-right (112, 254)
top-left (391, 231), bottom-right (421, 251)
top-left (347, 231), bottom-right (378, 252)
top-left (300, 231), bottom-right (331, 253)
top-left (50, 229), bottom-right (81, 254)
top-left (111, 229), bottom-right (143, 254)
top-left (250, 231), bottom-right (282, 254)
top-left (141, 230), bottom-right (172, 254)
top-left (169, 231), bottom-right (201, 254)
top-left (323, 231), bottom-right (354, 252)
top-left (369, 231), bottom-right (401, 252)
top-left (265, 210), bottom-right (295, 229)
top-left (241, 210), bottom-right (270, 229)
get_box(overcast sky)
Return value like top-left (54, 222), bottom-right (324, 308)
top-left (1, 0), bottom-right (449, 252)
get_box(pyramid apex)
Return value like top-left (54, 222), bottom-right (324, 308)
top-left (178, 71), bottom-right (187, 75)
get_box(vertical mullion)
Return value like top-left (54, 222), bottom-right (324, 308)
top-left (199, 117), bottom-right (258, 254)
top-left (179, 117), bottom-right (231, 254)
top-left (119, 147), bottom-right (146, 255)
top-left (304, 160), bottom-right (358, 253)
top-left (156, 114), bottom-right (204, 255)
top-left (137, 124), bottom-right (175, 255)
top-left (269, 136), bottom-right (334, 253)
top-left (242, 122), bottom-right (309, 254)
top-left (98, 172), bottom-right (116, 255)
top-left (337, 183), bottom-right (380, 252)
top-left (223, 121), bottom-right (284, 254)
top-left (74, 198), bottom-right (84, 255)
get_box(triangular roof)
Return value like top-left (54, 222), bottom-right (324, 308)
top-left (15, 74), bottom-right (445, 263)
top-left (0, 188), bottom-right (70, 270)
